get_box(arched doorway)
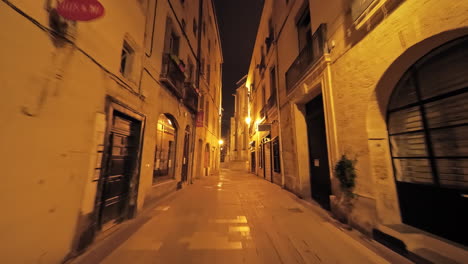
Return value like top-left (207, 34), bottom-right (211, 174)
top-left (387, 36), bottom-right (468, 245)
top-left (153, 114), bottom-right (178, 183)
top-left (181, 126), bottom-right (191, 182)
top-left (205, 143), bottom-right (210, 176)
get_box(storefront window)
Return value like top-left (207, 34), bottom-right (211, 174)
top-left (153, 114), bottom-right (177, 183)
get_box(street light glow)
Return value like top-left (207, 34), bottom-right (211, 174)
top-left (219, 139), bottom-right (224, 145)
top-left (245, 116), bottom-right (251, 124)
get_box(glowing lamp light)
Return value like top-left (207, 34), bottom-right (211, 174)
top-left (245, 116), bottom-right (251, 125)
top-left (218, 139), bottom-right (224, 145)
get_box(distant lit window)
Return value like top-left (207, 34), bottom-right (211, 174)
top-left (120, 40), bottom-right (134, 78)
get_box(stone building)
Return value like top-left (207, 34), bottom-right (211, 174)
top-left (229, 76), bottom-right (250, 164)
top-left (247, 0), bottom-right (468, 262)
top-left (0, 0), bottom-right (222, 263)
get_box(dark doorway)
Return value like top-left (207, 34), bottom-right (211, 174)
top-left (99, 111), bottom-right (141, 230)
top-left (263, 138), bottom-right (273, 182)
top-left (181, 126), bottom-right (190, 182)
top-left (306, 95), bottom-right (332, 210)
top-left (251, 151), bottom-right (256, 173)
top-left (387, 37), bottom-right (468, 246)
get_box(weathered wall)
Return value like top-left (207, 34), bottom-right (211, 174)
top-left (0, 0), bottom-right (222, 262)
top-left (327, 0), bottom-right (468, 229)
top-left (0, 0), bottom-right (146, 262)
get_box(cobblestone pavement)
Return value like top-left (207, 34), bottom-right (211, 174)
top-left (78, 168), bottom-right (412, 264)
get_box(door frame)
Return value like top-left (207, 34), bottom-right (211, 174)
top-left (94, 97), bottom-right (146, 231)
top-left (305, 94), bottom-right (332, 210)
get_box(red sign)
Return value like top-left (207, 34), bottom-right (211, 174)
top-left (196, 111), bottom-right (204, 127)
top-left (57, 0), bottom-right (105, 22)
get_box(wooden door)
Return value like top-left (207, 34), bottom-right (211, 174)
top-left (306, 95), bottom-right (332, 210)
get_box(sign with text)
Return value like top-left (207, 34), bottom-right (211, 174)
top-left (57, 0), bottom-right (105, 22)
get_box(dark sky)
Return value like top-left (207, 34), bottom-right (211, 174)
top-left (213, 0), bottom-right (264, 136)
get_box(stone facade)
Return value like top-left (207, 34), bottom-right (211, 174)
top-left (247, 0), bottom-right (468, 262)
top-left (0, 0), bottom-right (222, 263)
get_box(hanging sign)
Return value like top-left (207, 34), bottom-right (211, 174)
top-left (257, 124), bottom-right (271, 132)
top-left (57, 0), bottom-right (105, 22)
top-left (196, 111), bottom-right (204, 127)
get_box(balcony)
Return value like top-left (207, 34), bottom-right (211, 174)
top-left (160, 53), bottom-right (186, 98)
top-left (285, 24), bottom-right (327, 93)
top-left (183, 82), bottom-right (199, 113)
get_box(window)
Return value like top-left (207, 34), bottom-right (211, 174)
top-left (181, 19), bottom-right (186, 32)
top-left (266, 19), bottom-right (274, 51)
top-left (193, 18), bottom-right (197, 35)
top-left (297, 6), bottom-right (311, 51)
top-left (153, 114), bottom-right (178, 183)
top-left (270, 67), bottom-right (277, 100)
top-left (205, 101), bottom-right (209, 126)
top-left (351, 0), bottom-right (375, 21)
top-left (200, 57), bottom-right (205, 75)
top-left (207, 64), bottom-right (211, 84)
top-left (169, 32), bottom-right (180, 55)
top-left (388, 37), bottom-right (468, 189)
top-left (164, 18), bottom-right (180, 55)
top-left (187, 58), bottom-right (194, 82)
top-left (200, 95), bottom-right (205, 110)
top-left (120, 40), bottom-right (134, 78)
top-left (273, 137), bottom-right (281, 173)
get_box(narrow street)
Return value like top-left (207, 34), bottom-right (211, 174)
top-left (73, 166), bottom-right (410, 264)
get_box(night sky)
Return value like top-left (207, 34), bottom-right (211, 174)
top-left (213, 0), bottom-right (264, 136)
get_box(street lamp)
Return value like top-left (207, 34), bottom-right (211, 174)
top-left (218, 139), bottom-right (224, 145)
top-left (245, 116), bottom-right (251, 125)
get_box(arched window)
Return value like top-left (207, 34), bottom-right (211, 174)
top-left (387, 36), bottom-right (468, 245)
top-left (153, 114), bottom-right (177, 183)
